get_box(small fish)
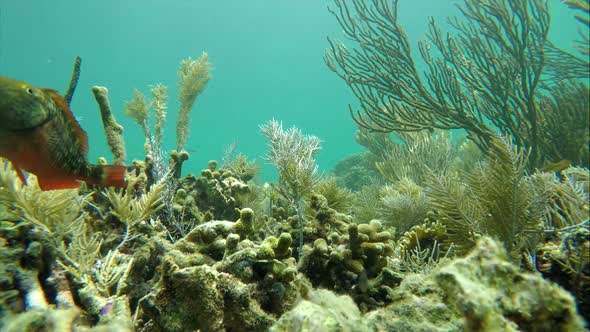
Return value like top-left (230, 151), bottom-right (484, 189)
top-left (541, 159), bottom-right (572, 173)
top-left (0, 76), bottom-right (126, 190)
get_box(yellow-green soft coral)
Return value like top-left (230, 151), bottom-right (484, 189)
top-left (176, 52), bottom-right (211, 151)
top-left (0, 159), bottom-right (85, 238)
top-left (151, 84), bottom-right (168, 152)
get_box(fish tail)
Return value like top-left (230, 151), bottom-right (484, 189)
top-left (88, 164), bottom-right (127, 188)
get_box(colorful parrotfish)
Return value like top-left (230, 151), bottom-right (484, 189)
top-left (0, 76), bottom-right (126, 190)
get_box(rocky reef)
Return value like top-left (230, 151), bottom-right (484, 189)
top-left (277, 237), bottom-right (586, 332)
top-left (1, 158), bottom-right (587, 331)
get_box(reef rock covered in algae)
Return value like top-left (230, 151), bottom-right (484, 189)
top-left (296, 195), bottom-right (399, 312)
top-left (275, 237), bottom-right (586, 332)
top-left (133, 208), bottom-right (300, 331)
top-left (0, 165), bottom-right (587, 331)
top-left (368, 238), bottom-right (584, 331)
top-left (271, 289), bottom-right (369, 332)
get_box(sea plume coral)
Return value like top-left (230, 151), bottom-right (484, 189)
top-left (124, 89), bottom-right (152, 156)
top-left (260, 119), bottom-right (322, 258)
top-left (177, 52), bottom-right (211, 151)
top-left (427, 136), bottom-right (588, 258)
top-left (260, 119), bottom-right (321, 202)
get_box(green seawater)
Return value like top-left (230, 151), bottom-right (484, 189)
top-left (0, 0), bottom-right (581, 181)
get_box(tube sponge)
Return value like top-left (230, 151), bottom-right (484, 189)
top-left (176, 52), bottom-right (211, 151)
top-left (92, 86), bottom-right (127, 165)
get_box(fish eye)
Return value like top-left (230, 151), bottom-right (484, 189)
top-left (25, 87), bottom-right (33, 94)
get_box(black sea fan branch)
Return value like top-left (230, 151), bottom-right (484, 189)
top-left (326, 0), bottom-right (588, 170)
top-left (65, 56), bottom-right (82, 105)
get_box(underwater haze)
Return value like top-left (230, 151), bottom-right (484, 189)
top-left (0, 0), bottom-right (589, 331)
top-left (2, 0), bottom-right (363, 180)
top-left (0, 0), bottom-right (580, 179)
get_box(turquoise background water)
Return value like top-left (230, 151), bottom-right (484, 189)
top-left (0, 0), bottom-right (581, 181)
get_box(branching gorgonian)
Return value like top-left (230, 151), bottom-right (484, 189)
top-left (260, 119), bottom-right (321, 202)
top-left (260, 119), bottom-right (322, 258)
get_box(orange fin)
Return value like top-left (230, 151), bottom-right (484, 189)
top-left (96, 165), bottom-right (126, 188)
top-left (37, 177), bottom-right (81, 190)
